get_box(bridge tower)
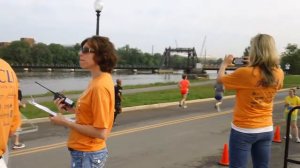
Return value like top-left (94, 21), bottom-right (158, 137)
top-left (160, 47), bottom-right (198, 74)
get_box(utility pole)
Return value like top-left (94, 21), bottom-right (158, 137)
top-left (200, 36), bottom-right (207, 66)
top-left (152, 45), bottom-right (154, 56)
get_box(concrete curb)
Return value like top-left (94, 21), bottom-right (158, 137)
top-left (25, 95), bottom-right (236, 124)
top-left (123, 95), bottom-right (236, 112)
top-left (124, 88), bottom-right (288, 112)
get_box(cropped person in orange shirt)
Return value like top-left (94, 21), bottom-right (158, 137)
top-left (0, 59), bottom-right (21, 168)
top-left (178, 74), bottom-right (190, 108)
top-left (217, 34), bottom-right (284, 168)
top-left (50, 36), bottom-right (117, 168)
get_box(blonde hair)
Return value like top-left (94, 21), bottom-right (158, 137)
top-left (249, 34), bottom-right (280, 87)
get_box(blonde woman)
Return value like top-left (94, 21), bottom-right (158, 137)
top-left (217, 34), bottom-right (284, 168)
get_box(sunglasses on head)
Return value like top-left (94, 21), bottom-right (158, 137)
top-left (80, 47), bottom-right (95, 54)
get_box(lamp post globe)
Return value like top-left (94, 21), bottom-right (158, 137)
top-left (94, 0), bottom-right (104, 35)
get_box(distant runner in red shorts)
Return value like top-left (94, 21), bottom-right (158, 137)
top-left (178, 74), bottom-right (190, 108)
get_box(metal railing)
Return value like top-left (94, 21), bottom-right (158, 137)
top-left (283, 106), bottom-right (300, 168)
top-left (19, 114), bottom-right (39, 135)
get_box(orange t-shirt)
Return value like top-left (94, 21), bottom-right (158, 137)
top-left (179, 79), bottom-right (190, 94)
top-left (0, 59), bottom-right (21, 156)
top-left (220, 67), bottom-right (284, 128)
top-left (68, 73), bottom-right (115, 151)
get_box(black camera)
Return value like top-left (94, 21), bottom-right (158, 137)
top-left (35, 82), bottom-right (75, 107)
top-left (232, 57), bottom-right (248, 66)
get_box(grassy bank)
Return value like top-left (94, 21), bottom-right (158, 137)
top-left (21, 75), bottom-right (299, 119)
top-left (283, 75), bottom-right (300, 88)
top-left (23, 78), bottom-right (208, 98)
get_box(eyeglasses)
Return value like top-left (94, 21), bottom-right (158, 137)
top-left (80, 47), bottom-right (95, 54)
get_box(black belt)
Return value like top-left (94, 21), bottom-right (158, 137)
top-left (68, 147), bottom-right (74, 151)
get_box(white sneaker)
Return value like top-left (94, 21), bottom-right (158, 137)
top-left (12, 143), bottom-right (25, 149)
top-left (215, 103), bottom-right (221, 112)
top-left (183, 105), bottom-right (187, 108)
top-left (296, 138), bottom-right (300, 143)
top-left (283, 134), bottom-right (292, 139)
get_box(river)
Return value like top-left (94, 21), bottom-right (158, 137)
top-left (16, 70), bottom-right (219, 96)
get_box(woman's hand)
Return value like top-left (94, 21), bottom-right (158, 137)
top-left (49, 113), bottom-right (69, 127)
top-left (65, 106), bottom-right (76, 113)
top-left (53, 98), bottom-right (76, 113)
top-left (243, 56), bottom-right (250, 66)
top-left (217, 54), bottom-right (234, 83)
top-left (222, 54), bottom-right (234, 67)
top-left (54, 98), bottom-right (67, 113)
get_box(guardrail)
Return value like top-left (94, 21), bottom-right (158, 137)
top-left (19, 114), bottom-right (38, 135)
top-left (11, 64), bottom-right (161, 70)
top-left (283, 106), bottom-right (300, 168)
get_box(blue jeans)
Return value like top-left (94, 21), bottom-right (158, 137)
top-left (229, 129), bottom-right (273, 168)
top-left (69, 148), bottom-right (108, 168)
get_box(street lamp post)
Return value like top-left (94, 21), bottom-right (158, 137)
top-left (94, 0), bottom-right (104, 35)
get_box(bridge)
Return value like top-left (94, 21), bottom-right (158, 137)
top-left (202, 65), bottom-right (238, 71)
top-left (160, 47), bottom-right (197, 73)
top-left (11, 64), bottom-right (159, 70)
top-left (11, 63), bottom-right (238, 73)
top-left (10, 46), bottom-right (241, 73)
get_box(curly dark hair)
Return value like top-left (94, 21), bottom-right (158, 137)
top-left (81, 36), bottom-right (117, 73)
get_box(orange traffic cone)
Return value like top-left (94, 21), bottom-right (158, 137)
top-left (273, 125), bottom-right (282, 143)
top-left (218, 143), bottom-right (229, 166)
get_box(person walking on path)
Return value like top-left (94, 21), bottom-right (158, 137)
top-left (214, 82), bottom-right (224, 112)
top-left (217, 34), bottom-right (284, 168)
top-left (283, 88), bottom-right (300, 142)
top-left (0, 59), bottom-right (22, 168)
top-left (178, 74), bottom-right (190, 108)
top-left (50, 36), bottom-right (117, 168)
top-left (114, 79), bottom-right (123, 126)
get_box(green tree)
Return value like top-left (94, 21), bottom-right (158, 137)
top-left (152, 53), bottom-right (162, 66)
top-left (31, 43), bottom-right (53, 64)
top-left (0, 47), bottom-right (8, 59)
top-left (73, 43), bottom-right (81, 51)
top-left (281, 44), bottom-right (300, 74)
top-left (169, 54), bottom-right (187, 68)
top-left (284, 44), bottom-right (298, 55)
top-left (65, 44), bottom-right (80, 65)
top-left (48, 44), bottom-right (69, 64)
top-left (117, 45), bottom-right (131, 65)
top-left (4, 41), bottom-right (31, 64)
top-left (117, 45), bottom-right (147, 66)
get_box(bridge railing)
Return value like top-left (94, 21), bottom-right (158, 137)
top-left (11, 64), bottom-right (162, 70)
top-left (284, 106), bottom-right (300, 168)
top-left (11, 63), bottom-right (241, 71)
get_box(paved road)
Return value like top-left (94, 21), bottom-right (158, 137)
top-left (7, 89), bottom-right (300, 168)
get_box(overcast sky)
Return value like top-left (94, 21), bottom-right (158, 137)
top-left (1, 0), bottom-right (300, 58)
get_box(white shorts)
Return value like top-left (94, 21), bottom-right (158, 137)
top-left (0, 157), bottom-right (7, 168)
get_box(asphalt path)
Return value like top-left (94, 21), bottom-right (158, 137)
top-left (7, 87), bottom-right (300, 168)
